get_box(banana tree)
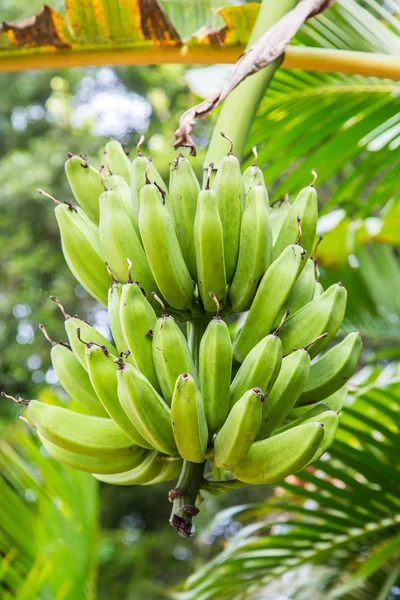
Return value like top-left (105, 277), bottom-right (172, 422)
top-left (1, 0), bottom-right (400, 596)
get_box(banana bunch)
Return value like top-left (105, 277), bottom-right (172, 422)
top-left (7, 136), bottom-right (362, 536)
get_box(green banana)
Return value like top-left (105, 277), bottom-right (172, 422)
top-left (107, 279), bottom-right (127, 353)
top-left (104, 140), bottom-right (131, 184)
top-left (119, 280), bottom-right (160, 391)
top-left (54, 202), bottom-right (110, 305)
top-left (199, 294), bottom-right (232, 433)
top-left (171, 373), bottom-right (208, 463)
top-left (272, 257), bottom-right (315, 327)
top-left (229, 184), bottom-right (271, 313)
top-left (278, 283), bottom-right (348, 358)
top-left (106, 173), bottom-right (140, 238)
top-left (152, 297), bottom-right (196, 404)
top-left (323, 385), bottom-right (348, 412)
top-left (93, 450), bottom-right (162, 485)
top-left (230, 332), bottom-right (282, 409)
top-left (233, 244), bottom-right (306, 362)
top-left (272, 179), bottom-right (318, 261)
top-left (117, 362), bottom-right (177, 455)
top-left (39, 432), bottom-right (148, 475)
top-left (131, 138), bottom-right (168, 209)
top-left (242, 148), bottom-right (266, 193)
top-left (26, 400), bottom-right (137, 457)
top-left (143, 457), bottom-right (182, 485)
top-left (214, 388), bottom-right (263, 471)
top-left (313, 281), bottom-right (324, 299)
top-left (257, 349), bottom-right (311, 440)
top-left (65, 154), bottom-right (104, 224)
top-left (269, 196), bottom-right (290, 244)
top-left (212, 134), bottom-right (245, 282)
top-left (304, 410), bottom-right (339, 465)
top-left (231, 421), bottom-right (325, 484)
top-left (297, 332), bottom-right (362, 405)
top-left (288, 386), bottom-right (348, 419)
top-left (273, 402), bottom-right (331, 435)
top-left (39, 324), bottom-right (108, 418)
top-left (169, 154), bottom-right (200, 279)
top-left (194, 168), bottom-right (227, 312)
top-left (85, 343), bottom-right (153, 448)
top-left (139, 181), bottom-right (194, 310)
top-left (99, 190), bottom-right (156, 291)
top-left (51, 297), bottom-right (118, 370)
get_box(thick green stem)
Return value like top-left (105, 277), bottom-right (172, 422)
top-left (169, 460), bottom-right (206, 537)
top-left (204, 0), bottom-right (300, 171)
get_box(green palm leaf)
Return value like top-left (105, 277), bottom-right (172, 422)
top-left (240, 0), bottom-right (400, 215)
top-left (176, 371), bottom-right (400, 600)
top-left (0, 424), bottom-right (99, 600)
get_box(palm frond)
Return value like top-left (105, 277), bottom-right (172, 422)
top-left (176, 371), bottom-right (400, 600)
top-left (0, 424), bottom-right (99, 600)
top-left (320, 242), bottom-right (400, 347)
top-left (241, 0), bottom-right (400, 215)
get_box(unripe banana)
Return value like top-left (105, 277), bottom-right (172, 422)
top-left (194, 170), bottom-right (227, 312)
top-left (297, 332), bottom-right (362, 406)
top-left (169, 154), bottom-right (200, 279)
top-left (85, 343), bottom-right (152, 448)
top-left (313, 281), bottom-right (324, 299)
top-left (106, 173), bottom-right (141, 238)
top-left (117, 362), bottom-right (177, 456)
top-left (54, 202), bottom-right (110, 305)
top-left (107, 280), bottom-right (127, 352)
top-left (214, 388), bottom-right (263, 471)
top-left (39, 432), bottom-right (148, 475)
top-left (131, 139), bottom-right (168, 210)
top-left (288, 386), bottom-right (348, 420)
top-left (269, 196), bottom-right (290, 244)
top-left (273, 402), bottom-right (331, 435)
top-left (233, 244), bottom-right (306, 362)
top-left (269, 406), bottom-right (339, 465)
top-left (272, 257), bottom-right (315, 328)
top-left (304, 410), bottom-right (339, 466)
top-left (93, 450), bottom-right (162, 485)
top-left (99, 190), bottom-right (156, 292)
top-left (273, 179), bottom-right (318, 261)
top-left (242, 148), bottom-right (266, 193)
top-left (171, 373), bottom-right (208, 463)
top-left (65, 154), bottom-right (104, 224)
top-left (229, 184), bottom-right (271, 313)
top-left (212, 135), bottom-right (245, 282)
top-left (152, 298), bottom-right (196, 404)
top-left (143, 457), bottom-right (182, 485)
top-left (278, 283), bottom-right (348, 358)
top-left (119, 280), bottom-right (160, 391)
top-left (39, 325), bottom-right (108, 418)
top-left (104, 140), bottom-right (131, 184)
top-left (51, 298), bottom-right (118, 370)
top-left (257, 349), bottom-right (311, 440)
top-left (139, 181), bottom-right (194, 310)
top-left (26, 400), bottom-right (136, 457)
top-left (230, 333), bottom-right (282, 409)
top-left (199, 295), bottom-right (232, 433)
top-left (231, 421), bottom-right (325, 485)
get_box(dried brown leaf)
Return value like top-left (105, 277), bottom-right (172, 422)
top-left (174, 0), bottom-right (335, 156)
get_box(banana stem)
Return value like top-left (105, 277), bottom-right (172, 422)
top-left (204, 0), bottom-right (299, 173)
top-left (169, 460), bottom-right (205, 537)
top-left (211, 463), bottom-right (225, 482)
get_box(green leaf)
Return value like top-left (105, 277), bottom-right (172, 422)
top-left (330, 533), bottom-right (400, 598)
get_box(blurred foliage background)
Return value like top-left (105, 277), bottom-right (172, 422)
top-left (1, 0), bottom-right (400, 599)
